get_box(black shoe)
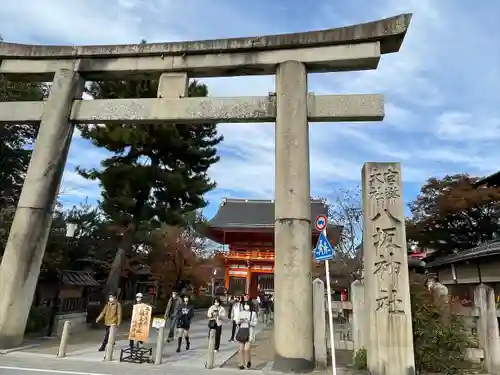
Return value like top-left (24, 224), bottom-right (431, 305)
top-left (239, 365), bottom-right (245, 370)
top-left (186, 341), bottom-right (190, 350)
top-left (98, 347), bottom-right (105, 352)
top-left (176, 347), bottom-right (180, 353)
top-left (247, 362), bottom-right (251, 369)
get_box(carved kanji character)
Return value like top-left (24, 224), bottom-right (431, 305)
top-left (375, 288), bottom-right (404, 314)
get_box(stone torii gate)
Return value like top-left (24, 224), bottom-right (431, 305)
top-left (0, 14), bottom-right (411, 372)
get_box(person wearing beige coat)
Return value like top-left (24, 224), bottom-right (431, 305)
top-left (96, 294), bottom-right (122, 351)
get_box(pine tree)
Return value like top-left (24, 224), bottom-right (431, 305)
top-left (78, 77), bottom-right (222, 294)
top-left (0, 79), bottom-right (46, 209)
top-left (0, 38), bottom-right (47, 252)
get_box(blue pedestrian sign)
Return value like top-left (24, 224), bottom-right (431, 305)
top-left (314, 231), bottom-right (335, 261)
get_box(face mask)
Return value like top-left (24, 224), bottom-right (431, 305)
top-left (184, 298), bottom-right (189, 303)
top-left (136, 298), bottom-right (142, 302)
top-left (109, 297), bottom-right (115, 302)
top-left (172, 294), bottom-right (177, 298)
top-left (214, 302), bottom-right (219, 306)
top-left (244, 305), bottom-right (250, 311)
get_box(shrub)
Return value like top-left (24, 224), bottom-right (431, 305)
top-left (410, 274), bottom-right (472, 375)
top-left (25, 306), bottom-right (51, 333)
top-left (353, 347), bottom-right (367, 370)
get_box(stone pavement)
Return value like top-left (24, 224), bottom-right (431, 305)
top-left (0, 354), bottom-right (367, 375)
top-left (2, 316), bottom-right (266, 371)
top-left (4, 311), bottom-right (205, 356)
top-left (223, 324), bottom-right (357, 372)
top-left (11, 321), bottom-right (133, 355)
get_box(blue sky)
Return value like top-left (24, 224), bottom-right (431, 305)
top-left (1, 0), bottom-right (499, 220)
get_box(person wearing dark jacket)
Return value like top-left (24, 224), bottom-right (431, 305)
top-left (175, 295), bottom-right (195, 352)
top-left (164, 291), bottom-right (181, 342)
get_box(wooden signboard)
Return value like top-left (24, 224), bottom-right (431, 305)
top-left (128, 303), bottom-right (152, 343)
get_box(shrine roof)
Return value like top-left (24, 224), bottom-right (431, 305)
top-left (61, 270), bottom-right (100, 287)
top-left (426, 238), bottom-right (500, 268)
top-left (474, 170), bottom-right (500, 187)
top-left (207, 198), bottom-right (330, 230)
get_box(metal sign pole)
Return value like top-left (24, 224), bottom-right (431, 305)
top-left (323, 229), bottom-right (337, 375)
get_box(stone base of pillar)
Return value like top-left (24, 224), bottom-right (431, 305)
top-left (273, 219), bottom-right (314, 374)
top-left (312, 278), bottom-right (327, 369)
top-left (351, 279), bottom-right (367, 354)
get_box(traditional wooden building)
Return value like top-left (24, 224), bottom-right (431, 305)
top-left (424, 171), bottom-right (500, 304)
top-left (205, 198), bottom-right (342, 298)
top-left (475, 170), bottom-right (500, 187)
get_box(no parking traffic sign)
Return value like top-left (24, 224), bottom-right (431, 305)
top-left (314, 215), bottom-right (327, 232)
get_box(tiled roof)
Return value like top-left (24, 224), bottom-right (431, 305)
top-left (61, 270), bottom-right (100, 287)
top-left (426, 239), bottom-right (500, 268)
top-left (207, 198), bottom-right (330, 229)
top-left (474, 170), bottom-right (500, 187)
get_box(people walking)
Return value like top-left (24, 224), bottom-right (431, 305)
top-left (164, 291), bottom-right (181, 343)
top-left (235, 302), bottom-right (257, 369)
top-left (228, 296), bottom-right (235, 317)
top-left (207, 298), bottom-right (226, 351)
top-left (259, 294), bottom-right (271, 324)
top-left (96, 293), bottom-right (122, 352)
top-left (175, 295), bottom-right (195, 353)
top-left (269, 294), bottom-right (274, 322)
top-left (228, 296), bottom-right (241, 342)
top-left (129, 292), bottom-right (145, 349)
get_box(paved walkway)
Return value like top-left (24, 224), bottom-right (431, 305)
top-left (0, 354), bottom-right (366, 375)
top-left (223, 323), bottom-right (355, 371)
top-left (3, 318), bottom-right (265, 370)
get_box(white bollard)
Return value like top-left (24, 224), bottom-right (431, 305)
top-left (206, 329), bottom-right (216, 369)
top-left (104, 325), bottom-right (117, 361)
top-left (155, 326), bottom-right (165, 365)
top-left (56, 320), bottom-right (71, 358)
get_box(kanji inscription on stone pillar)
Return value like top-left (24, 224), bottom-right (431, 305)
top-left (362, 162), bottom-right (415, 375)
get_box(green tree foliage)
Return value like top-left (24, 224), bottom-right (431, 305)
top-left (77, 76), bottom-right (222, 293)
top-left (411, 274), bottom-right (472, 375)
top-left (0, 45), bottom-right (47, 252)
top-left (41, 201), bottom-right (118, 275)
top-left (406, 174), bottom-right (500, 256)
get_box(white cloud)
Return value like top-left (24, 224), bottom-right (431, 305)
top-left (2, 0), bottom-right (499, 214)
top-left (59, 170), bottom-right (99, 201)
top-left (436, 111), bottom-right (500, 142)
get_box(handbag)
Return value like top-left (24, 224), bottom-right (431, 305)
top-left (208, 319), bottom-right (218, 329)
top-left (235, 312), bottom-right (252, 342)
top-left (235, 326), bottom-right (250, 342)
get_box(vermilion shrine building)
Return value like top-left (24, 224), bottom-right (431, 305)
top-left (206, 198), bottom-right (342, 298)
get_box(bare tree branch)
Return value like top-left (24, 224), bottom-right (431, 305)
top-left (316, 186), bottom-right (363, 284)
